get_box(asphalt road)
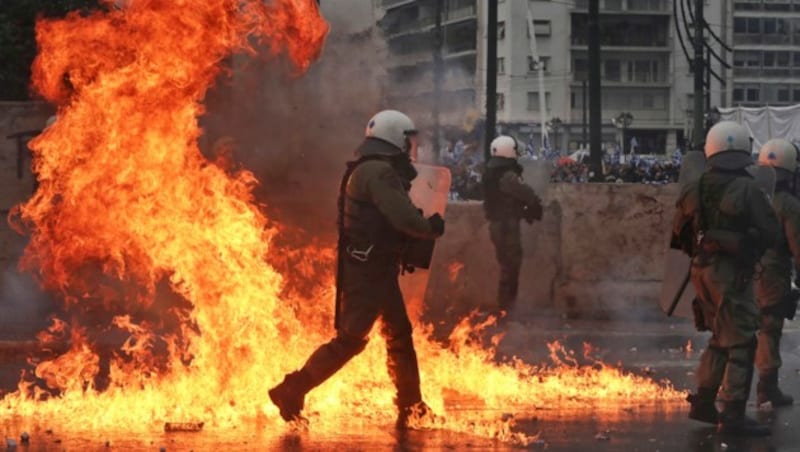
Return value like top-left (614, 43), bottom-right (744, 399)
top-left (2, 316), bottom-right (800, 451)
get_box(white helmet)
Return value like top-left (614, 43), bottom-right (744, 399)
top-left (704, 121), bottom-right (753, 170)
top-left (490, 135), bottom-right (519, 159)
top-left (365, 110), bottom-right (417, 154)
top-left (758, 138), bottom-right (798, 175)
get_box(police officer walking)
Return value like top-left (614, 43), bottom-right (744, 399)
top-left (268, 110), bottom-right (445, 429)
top-left (755, 138), bottom-right (800, 408)
top-left (482, 135), bottom-right (543, 315)
top-left (674, 122), bottom-right (780, 436)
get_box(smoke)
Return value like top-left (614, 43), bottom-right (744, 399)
top-left (202, 0), bottom-right (388, 242)
top-left (0, 234), bottom-right (54, 340)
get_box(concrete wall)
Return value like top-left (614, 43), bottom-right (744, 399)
top-left (426, 183), bottom-right (679, 320)
top-left (0, 102), bottom-right (50, 262)
top-left (0, 102), bottom-right (53, 338)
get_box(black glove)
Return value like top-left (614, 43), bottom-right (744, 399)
top-left (427, 213), bottom-right (445, 236)
top-left (523, 201), bottom-right (543, 224)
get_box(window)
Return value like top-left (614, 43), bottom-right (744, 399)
top-left (497, 57), bottom-right (505, 74)
top-left (764, 51), bottom-right (775, 67)
top-left (734, 17), bottom-right (747, 33)
top-left (764, 18), bottom-right (777, 34)
top-left (779, 87), bottom-right (791, 102)
top-left (605, 59), bottom-right (621, 81)
top-left (498, 21), bottom-right (506, 40)
top-left (733, 88), bottom-right (744, 102)
top-left (526, 91), bottom-right (551, 111)
top-left (497, 93), bottom-right (505, 111)
top-left (528, 56), bottom-right (550, 72)
top-left (777, 51), bottom-right (790, 66)
top-left (793, 88), bottom-right (800, 103)
top-left (747, 17), bottom-right (760, 33)
top-left (573, 57), bottom-right (587, 80)
top-left (533, 20), bottom-right (551, 37)
top-left (747, 88), bottom-right (760, 102)
top-left (642, 93), bottom-right (655, 108)
top-left (794, 52), bottom-right (800, 67)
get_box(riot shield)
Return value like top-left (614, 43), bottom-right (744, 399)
top-left (400, 163), bottom-right (452, 323)
top-left (747, 165), bottom-right (777, 200)
top-left (519, 157), bottom-right (550, 202)
top-left (659, 151), bottom-right (706, 318)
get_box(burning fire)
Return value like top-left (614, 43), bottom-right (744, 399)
top-left (2, 0), bottom-right (681, 443)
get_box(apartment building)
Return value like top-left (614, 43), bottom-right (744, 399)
top-left (375, 0), bottom-right (731, 154)
top-left (727, 0), bottom-right (800, 107)
top-left (376, 0), bottom-right (484, 130)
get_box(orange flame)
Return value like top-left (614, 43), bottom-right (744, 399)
top-left (2, 0), bottom-right (681, 443)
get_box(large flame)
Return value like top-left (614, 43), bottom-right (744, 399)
top-left (2, 0), bottom-right (681, 443)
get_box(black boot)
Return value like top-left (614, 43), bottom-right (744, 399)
top-left (717, 401), bottom-right (771, 437)
top-left (757, 371), bottom-right (794, 407)
top-left (396, 401), bottom-right (443, 430)
top-left (687, 388), bottom-right (719, 424)
top-left (269, 370), bottom-right (313, 422)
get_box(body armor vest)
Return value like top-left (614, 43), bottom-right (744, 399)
top-left (483, 158), bottom-right (524, 221)
top-left (338, 156), bottom-right (408, 260)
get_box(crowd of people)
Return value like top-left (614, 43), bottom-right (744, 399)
top-left (438, 137), bottom-right (684, 200)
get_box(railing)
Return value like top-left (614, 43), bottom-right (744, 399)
top-left (446, 5), bottom-right (477, 21)
top-left (573, 0), bottom-right (669, 12)
top-left (381, 0), bottom-right (414, 7)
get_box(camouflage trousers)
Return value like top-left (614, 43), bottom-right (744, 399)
top-left (755, 314), bottom-right (784, 375)
top-left (691, 256), bottom-right (759, 402)
top-left (755, 269), bottom-right (789, 375)
top-left (489, 219), bottom-right (523, 312)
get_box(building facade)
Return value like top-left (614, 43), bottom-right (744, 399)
top-left (375, 0), bottom-right (734, 156)
top-left (726, 0), bottom-right (800, 108)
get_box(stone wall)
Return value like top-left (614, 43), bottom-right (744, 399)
top-left (425, 183), bottom-right (680, 320)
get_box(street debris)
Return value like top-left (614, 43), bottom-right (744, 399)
top-left (594, 431), bottom-right (611, 441)
top-left (164, 422), bottom-right (204, 432)
top-left (19, 433), bottom-right (29, 444)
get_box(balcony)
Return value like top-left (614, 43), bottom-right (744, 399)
top-left (573, 0), bottom-right (669, 14)
top-left (381, 0), bottom-right (416, 8)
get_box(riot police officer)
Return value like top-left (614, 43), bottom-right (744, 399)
top-left (674, 121), bottom-right (780, 436)
top-left (268, 110), bottom-right (445, 429)
top-left (482, 135), bottom-right (543, 314)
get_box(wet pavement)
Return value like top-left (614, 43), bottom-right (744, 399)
top-left (3, 316), bottom-right (800, 451)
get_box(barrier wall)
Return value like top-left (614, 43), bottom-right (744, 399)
top-left (0, 101), bottom-right (683, 323)
top-left (425, 183), bottom-right (680, 319)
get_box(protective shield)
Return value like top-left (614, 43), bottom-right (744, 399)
top-left (400, 163), bottom-right (452, 323)
top-left (519, 158), bottom-right (550, 201)
top-left (659, 151), bottom-right (707, 318)
top-left (747, 165), bottom-right (777, 200)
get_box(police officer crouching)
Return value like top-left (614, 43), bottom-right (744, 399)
top-left (482, 135), bottom-right (543, 316)
top-left (268, 110), bottom-right (445, 429)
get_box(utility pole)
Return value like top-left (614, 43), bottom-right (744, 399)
top-left (582, 79), bottom-right (587, 150)
top-left (432, 0), bottom-right (444, 162)
top-left (588, 0), bottom-right (602, 179)
top-left (485, 0), bottom-right (498, 162)
top-left (692, 0), bottom-right (704, 148)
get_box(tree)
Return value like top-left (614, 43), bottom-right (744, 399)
top-left (0, 0), bottom-right (103, 101)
